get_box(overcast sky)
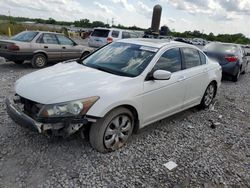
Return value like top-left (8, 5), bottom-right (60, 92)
top-left (0, 0), bottom-right (250, 37)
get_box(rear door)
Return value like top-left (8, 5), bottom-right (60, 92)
top-left (56, 35), bottom-right (82, 60)
top-left (37, 33), bottom-right (62, 61)
top-left (89, 29), bottom-right (110, 47)
top-left (181, 48), bottom-right (210, 107)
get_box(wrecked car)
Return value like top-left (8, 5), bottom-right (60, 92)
top-left (6, 39), bottom-right (222, 153)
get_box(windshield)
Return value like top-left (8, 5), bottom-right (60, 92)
top-left (82, 42), bottom-right (158, 77)
top-left (204, 43), bottom-right (237, 54)
top-left (11, 31), bottom-right (38, 42)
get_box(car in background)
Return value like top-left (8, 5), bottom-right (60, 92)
top-left (203, 42), bottom-right (248, 82)
top-left (88, 27), bottom-right (139, 48)
top-left (6, 39), bottom-right (221, 152)
top-left (0, 31), bottom-right (93, 68)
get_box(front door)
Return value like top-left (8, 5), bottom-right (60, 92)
top-left (56, 35), bottom-right (82, 60)
top-left (142, 48), bottom-right (187, 125)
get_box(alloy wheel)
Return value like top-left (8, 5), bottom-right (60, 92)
top-left (204, 84), bottom-right (215, 106)
top-left (104, 114), bottom-right (132, 150)
top-left (36, 56), bottom-right (46, 67)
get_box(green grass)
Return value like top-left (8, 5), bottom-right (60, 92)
top-left (0, 22), bottom-right (60, 36)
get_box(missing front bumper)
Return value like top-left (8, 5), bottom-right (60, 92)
top-left (5, 98), bottom-right (89, 137)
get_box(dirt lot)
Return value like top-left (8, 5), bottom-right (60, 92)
top-left (0, 60), bottom-right (249, 187)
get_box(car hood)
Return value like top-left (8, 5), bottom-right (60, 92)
top-left (15, 62), bottom-right (134, 104)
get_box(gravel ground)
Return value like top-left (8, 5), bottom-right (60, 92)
top-left (0, 60), bottom-right (249, 188)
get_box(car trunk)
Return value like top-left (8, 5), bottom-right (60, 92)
top-left (0, 40), bottom-right (15, 52)
top-left (204, 51), bottom-right (236, 65)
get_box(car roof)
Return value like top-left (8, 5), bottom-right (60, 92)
top-left (23, 30), bottom-right (61, 35)
top-left (209, 41), bottom-right (239, 46)
top-left (118, 38), bottom-right (197, 49)
top-left (93, 27), bottom-right (137, 33)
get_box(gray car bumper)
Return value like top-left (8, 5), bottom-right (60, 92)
top-left (5, 98), bottom-right (89, 136)
top-left (5, 98), bottom-right (43, 132)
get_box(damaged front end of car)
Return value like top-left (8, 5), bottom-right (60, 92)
top-left (5, 94), bottom-right (99, 137)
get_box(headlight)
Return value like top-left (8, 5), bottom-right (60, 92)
top-left (38, 96), bottom-right (99, 118)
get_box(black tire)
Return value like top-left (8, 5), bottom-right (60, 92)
top-left (232, 68), bottom-right (240, 82)
top-left (200, 82), bottom-right (216, 109)
top-left (89, 107), bottom-right (134, 153)
top-left (31, 53), bottom-right (47, 68)
top-left (80, 51), bottom-right (90, 59)
top-left (241, 63), bottom-right (248, 75)
top-left (13, 61), bottom-right (24, 65)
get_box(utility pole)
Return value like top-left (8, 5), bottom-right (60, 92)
top-left (111, 18), bottom-right (114, 26)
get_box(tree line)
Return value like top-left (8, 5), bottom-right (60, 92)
top-left (0, 14), bottom-right (249, 44)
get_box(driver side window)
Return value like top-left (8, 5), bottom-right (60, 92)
top-left (153, 48), bottom-right (182, 73)
top-left (56, 35), bottom-right (74, 45)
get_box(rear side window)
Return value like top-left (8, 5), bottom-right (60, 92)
top-left (91, 29), bottom-right (110, 37)
top-left (40, 34), bottom-right (58, 44)
top-left (153, 48), bottom-right (182, 73)
top-left (111, 30), bottom-right (119, 38)
top-left (130, 32), bottom-right (138, 38)
top-left (182, 48), bottom-right (201, 68)
top-left (199, 51), bottom-right (206, 64)
top-left (122, 32), bottom-right (131, 39)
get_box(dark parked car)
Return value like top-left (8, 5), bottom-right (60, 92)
top-left (0, 31), bottom-right (93, 68)
top-left (203, 42), bottom-right (249, 82)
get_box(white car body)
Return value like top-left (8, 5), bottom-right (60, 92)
top-left (14, 39), bottom-right (222, 129)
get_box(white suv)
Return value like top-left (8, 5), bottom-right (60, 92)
top-left (88, 28), bottom-right (139, 48)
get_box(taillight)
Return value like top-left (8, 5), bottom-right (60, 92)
top-left (107, 37), bottom-right (113, 43)
top-left (7, 43), bottom-right (20, 51)
top-left (225, 56), bottom-right (238, 63)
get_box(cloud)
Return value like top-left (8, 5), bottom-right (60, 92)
top-left (94, 2), bottom-right (113, 14)
top-left (168, 18), bottom-right (176, 23)
top-left (137, 1), bottom-right (152, 19)
top-left (111, 0), bottom-right (135, 12)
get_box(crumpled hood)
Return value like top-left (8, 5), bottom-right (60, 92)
top-left (15, 62), bottom-right (133, 104)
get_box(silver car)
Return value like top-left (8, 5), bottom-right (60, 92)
top-left (0, 31), bottom-right (93, 68)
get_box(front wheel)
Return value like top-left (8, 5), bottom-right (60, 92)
top-left (80, 51), bottom-right (90, 59)
top-left (200, 82), bottom-right (216, 109)
top-left (89, 107), bottom-right (134, 153)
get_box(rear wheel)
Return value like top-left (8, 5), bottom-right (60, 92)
top-left (241, 62), bottom-right (248, 74)
top-left (31, 53), bottom-right (47, 68)
top-left (13, 61), bottom-right (24, 65)
top-left (89, 107), bottom-right (134, 153)
top-left (232, 68), bottom-right (240, 82)
top-left (200, 82), bottom-right (216, 109)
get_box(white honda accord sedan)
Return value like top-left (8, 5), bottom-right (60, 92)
top-left (6, 39), bottom-right (222, 153)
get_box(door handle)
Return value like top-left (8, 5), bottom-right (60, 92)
top-left (178, 75), bottom-right (185, 82)
top-left (44, 46), bottom-right (48, 48)
top-left (62, 46), bottom-right (66, 49)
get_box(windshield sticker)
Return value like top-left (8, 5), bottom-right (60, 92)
top-left (140, 46), bottom-right (158, 52)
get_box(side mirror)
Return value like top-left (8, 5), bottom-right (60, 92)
top-left (153, 70), bottom-right (171, 80)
